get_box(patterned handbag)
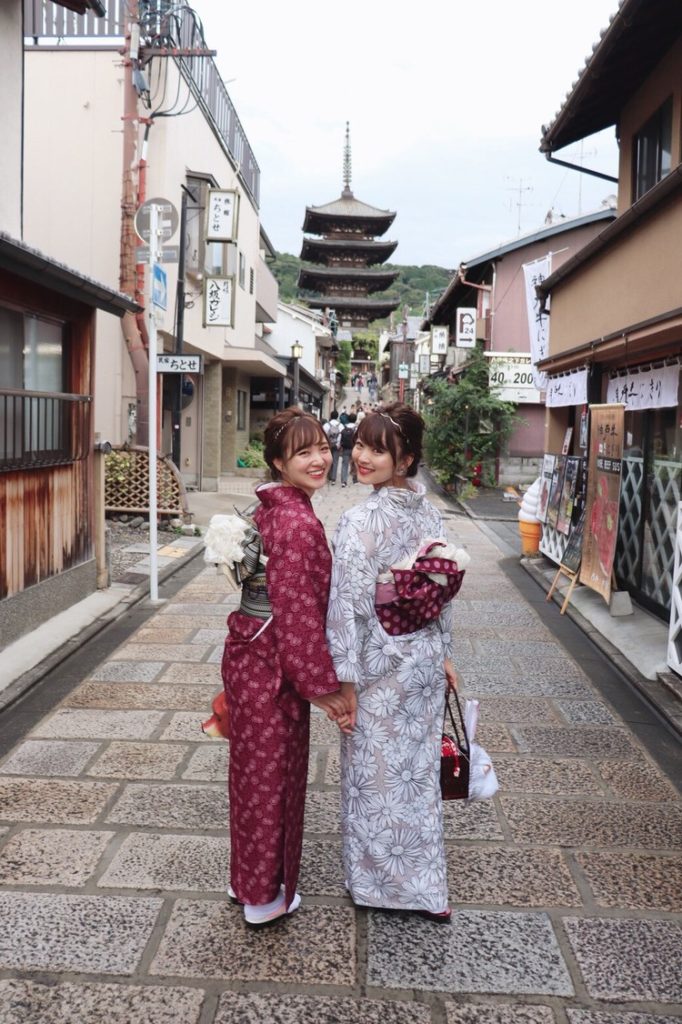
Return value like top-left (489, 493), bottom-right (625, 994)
top-left (440, 690), bottom-right (470, 801)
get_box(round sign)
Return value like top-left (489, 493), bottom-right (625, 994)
top-left (134, 196), bottom-right (179, 243)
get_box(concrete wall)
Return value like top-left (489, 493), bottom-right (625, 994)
top-left (0, 3), bottom-right (24, 237)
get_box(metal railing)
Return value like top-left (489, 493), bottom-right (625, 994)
top-left (24, 0), bottom-right (260, 206)
top-left (0, 389), bottom-right (91, 471)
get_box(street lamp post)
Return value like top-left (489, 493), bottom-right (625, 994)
top-left (291, 341), bottom-right (303, 407)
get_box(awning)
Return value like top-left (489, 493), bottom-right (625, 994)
top-left (219, 348), bottom-right (286, 377)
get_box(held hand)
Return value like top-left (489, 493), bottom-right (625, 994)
top-left (444, 658), bottom-right (459, 693)
top-left (311, 691), bottom-right (349, 723)
top-left (339, 681), bottom-right (357, 731)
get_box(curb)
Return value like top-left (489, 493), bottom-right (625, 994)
top-left (520, 554), bottom-right (682, 740)
top-left (0, 541), bottom-right (205, 715)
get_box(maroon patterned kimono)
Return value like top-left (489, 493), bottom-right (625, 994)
top-left (221, 483), bottom-right (339, 909)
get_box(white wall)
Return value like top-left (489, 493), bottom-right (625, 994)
top-left (0, 3), bottom-right (24, 237)
top-left (268, 305), bottom-right (320, 375)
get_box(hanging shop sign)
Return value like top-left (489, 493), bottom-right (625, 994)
top-left (580, 404), bottom-right (625, 605)
top-left (206, 189), bottom-right (239, 242)
top-left (485, 352), bottom-right (542, 404)
top-left (419, 354), bottom-right (431, 374)
top-left (203, 276), bottom-right (235, 327)
top-left (455, 308), bottom-right (476, 349)
top-left (157, 354), bottom-right (203, 374)
top-left (431, 326), bottom-right (449, 354)
top-left (546, 367), bottom-right (588, 407)
top-left (556, 456), bottom-right (582, 536)
top-left (522, 256), bottom-right (550, 390)
top-left (606, 363), bottom-right (680, 410)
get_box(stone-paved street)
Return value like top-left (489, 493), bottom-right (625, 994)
top-left (0, 480), bottom-right (681, 1024)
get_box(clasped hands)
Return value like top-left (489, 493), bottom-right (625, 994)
top-left (311, 681), bottom-right (357, 735)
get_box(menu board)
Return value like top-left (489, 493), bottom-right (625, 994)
top-left (546, 456), bottom-right (566, 530)
top-left (579, 405), bottom-right (625, 603)
top-left (537, 454), bottom-right (556, 524)
top-left (560, 509), bottom-right (586, 575)
top-left (556, 456), bottom-right (581, 535)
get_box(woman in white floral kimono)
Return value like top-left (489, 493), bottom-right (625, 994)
top-left (327, 403), bottom-right (464, 923)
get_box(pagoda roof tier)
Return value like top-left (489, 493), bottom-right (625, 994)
top-left (307, 295), bottom-right (399, 321)
top-left (298, 265), bottom-right (399, 294)
top-left (303, 192), bottom-right (396, 237)
top-left (300, 236), bottom-right (398, 265)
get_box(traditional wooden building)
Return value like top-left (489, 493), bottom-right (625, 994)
top-left (298, 125), bottom-right (399, 329)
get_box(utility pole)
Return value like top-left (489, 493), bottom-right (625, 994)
top-left (172, 185), bottom-right (192, 468)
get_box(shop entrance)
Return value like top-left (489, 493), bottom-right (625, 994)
top-left (616, 405), bottom-right (682, 619)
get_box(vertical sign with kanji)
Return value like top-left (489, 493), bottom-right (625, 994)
top-left (206, 189), bottom-right (239, 242)
top-left (579, 404), bottom-right (625, 604)
top-left (522, 255), bottom-right (550, 390)
top-left (203, 277), bottom-right (234, 327)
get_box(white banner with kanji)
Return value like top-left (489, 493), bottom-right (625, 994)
top-left (522, 256), bottom-right (550, 390)
top-left (606, 364), bottom-right (679, 410)
top-left (546, 367), bottom-right (588, 407)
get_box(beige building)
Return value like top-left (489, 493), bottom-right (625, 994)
top-left (538, 0), bottom-right (682, 676)
top-left (23, 1), bottom-right (280, 491)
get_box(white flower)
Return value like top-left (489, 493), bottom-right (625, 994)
top-left (404, 666), bottom-right (442, 717)
top-left (350, 818), bottom-right (393, 857)
top-left (384, 758), bottom-right (430, 802)
top-left (203, 514), bottom-right (250, 565)
top-left (350, 746), bottom-right (379, 781)
top-left (363, 686), bottom-right (401, 717)
top-left (394, 702), bottom-right (428, 743)
top-left (374, 827), bottom-right (424, 876)
top-left (355, 867), bottom-right (400, 904)
top-left (353, 716), bottom-right (389, 754)
top-left (343, 767), bottom-right (376, 817)
top-left (367, 790), bottom-right (404, 829)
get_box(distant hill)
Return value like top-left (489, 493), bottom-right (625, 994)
top-left (271, 252), bottom-right (453, 323)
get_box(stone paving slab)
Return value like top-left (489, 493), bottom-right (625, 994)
top-left (31, 708), bottom-right (166, 740)
top-left (0, 980), bottom-right (206, 1024)
top-left (159, 663), bottom-right (223, 685)
top-left (511, 726), bottom-right (640, 759)
top-left (468, 697), bottom-right (560, 725)
top-left (63, 681), bottom-right (216, 711)
top-left (89, 660), bottom-right (165, 682)
top-left (596, 760), bottom-right (680, 801)
top-left (493, 757), bottom-right (602, 796)
top-left (161, 602), bottom-right (231, 616)
top-left (0, 827), bottom-right (113, 885)
top-left (298, 838), bottom-right (346, 895)
top-left (574, 850), bottom-right (682, 911)
top-left (554, 698), bottom-right (618, 725)
top-left (445, 846), bottom-right (582, 907)
top-left (445, 1006), bottom-right (556, 1023)
top-left (367, 909), bottom-right (574, 995)
top-left (151, 901), bottom-right (355, 984)
top-left (0, 892), bottom-right (161, 973)
top-left (502, 797), bottom-right (682, 849)
top-left (214, 993), bottom-right (431, 1023)
top-left (0, 777), bottom-right (117, 824)
top-left (443, 800), bottom-right (505, 841)
top-left (105, 782), bottom-right (227, 830)
top-left (0, 738), bottom-right (101, 776)
top-left (87, 741), bottom-right (189, 780)
top-left (99, 831), bottom-right (228, 892)
top-left (563, 916), bottom-right (682, 1002)
top-left (110, 643), bottom-right (210, 662)
top-left (181, 743), bottom-right (228, 781)
top-left (566, 1012), bottom-right (681, 1024)
top-left (159, 712), bottom-right (213, 742)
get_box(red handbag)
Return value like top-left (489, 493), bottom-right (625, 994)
top-left (440, 690), bottom-right (470, 800)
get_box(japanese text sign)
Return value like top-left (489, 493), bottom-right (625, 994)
top-left (157, 354), bottom-right (203, 374)
top-left (203, 276), bottom-right (234, 327)
top-left (579, 404), bottom-right (625, 605)
top-left (522, 256), bottom-right (550, 390)
top-left (206, 189), bottom-right (239, 242)
top-left (546, 368), bottom-right (588, 408)
top-left (606, 364), bottom-right (679, 410)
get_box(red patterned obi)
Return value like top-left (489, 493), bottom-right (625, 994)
top-left (374, 541), bottom-right (465, 636)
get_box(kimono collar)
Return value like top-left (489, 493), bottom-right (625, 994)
top-left (372, 481), bottom-right (427, 509)
top-left (255, 482), bottom-right (313, 511)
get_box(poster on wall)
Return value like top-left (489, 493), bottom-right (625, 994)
top-left (537, 453), bottom-right (556, 524)
top-left (546, 455), bottom-right (566, 530)
top-left (579, 404), bottom-right (625, 604)
top-left (556, 456), bottom-right (581, 535)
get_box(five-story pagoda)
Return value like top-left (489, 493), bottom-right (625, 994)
top-left (298, 124), bottom-right (399, 328)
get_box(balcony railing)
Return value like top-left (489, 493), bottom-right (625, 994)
top-left (0, 389), bottom-right (91, 471)
top-left (24, 0), bottom-right (260, 206)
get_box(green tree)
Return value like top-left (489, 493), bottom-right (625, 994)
top-left (423, 345), bottom-right (517, 486)
top-left (335, 339), bottom-right (352, 386)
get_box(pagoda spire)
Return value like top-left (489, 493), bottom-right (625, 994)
top-left (342, 121), bottom-right (353, 198)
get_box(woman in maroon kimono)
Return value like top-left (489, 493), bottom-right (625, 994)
top-left (222, 408), bottom-right (351, 927)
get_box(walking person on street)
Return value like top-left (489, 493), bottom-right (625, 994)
top-left (339, 413), bottom-right (356, 487)
top-left (221, 408), bottom-right (353, 927)
top-left (324, 409), bottom-right (343, 486)
top-left (326, 403), bottom-right (464, 922)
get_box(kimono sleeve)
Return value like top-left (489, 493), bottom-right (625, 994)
top-left (326, 514), bottom-right (375, 685)
top-left (266, 521), bottom-right (340, 701)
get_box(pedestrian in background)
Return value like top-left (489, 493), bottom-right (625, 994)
top-left (222, 408), bottom-right (353, 927)
top-left (339, 412), bottom-right (356, 487)
top-left (326, 403), bottom-right (462, 923)
top-left (324, 409), bottom-right (342, 486)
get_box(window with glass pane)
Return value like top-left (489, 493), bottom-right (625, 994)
top-left (237, 389), bottom-right (247, 430)
top-left (633, 97), bottom-right (673, 201)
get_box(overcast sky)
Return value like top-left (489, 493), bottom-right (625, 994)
top-left (193, 0), bottom-right (621, 268)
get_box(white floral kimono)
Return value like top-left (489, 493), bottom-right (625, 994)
top-left (327, 483), bottom-right (455, 913)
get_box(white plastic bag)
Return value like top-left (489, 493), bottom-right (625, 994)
top-left (463, 698), bottom-right (499, 802)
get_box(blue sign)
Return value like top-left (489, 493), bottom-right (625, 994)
top-left (152, 264), bottom-right (167, 310)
